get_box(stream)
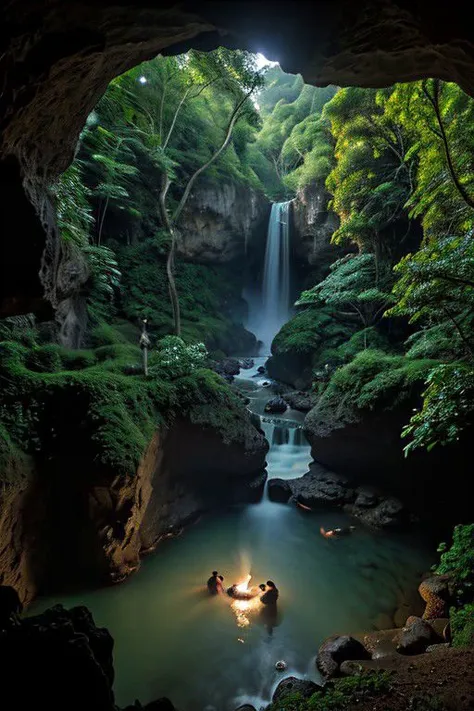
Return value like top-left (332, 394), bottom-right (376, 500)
top-left (30, 204), bottom-right (435, 710)
top-left (30, 358), bottom-right (434, 710)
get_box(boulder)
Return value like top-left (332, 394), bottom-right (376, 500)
top-left (220, 358), bottom-right (241, 376)
top-left (268, 478), bottom-right (292, 503)
top-left (0, 604), bottom-right (115, 710)
top-left (354, 486), bottom-right (379, 508)
top-left (272, 677), bottom-right (320, 702)
top-left (418, 575), bottom-right (451, 620)
top-left (295, 471), bottom-right (355, 507)
top-left (282, 391), bottom-right (317, 412)
top-left (239, 358), bottom-right (254, 370)
top-left (264, 397), bottom-right (288, 414)
top-left (354, 496), bottom-right (406, 528)
top-left (339, 660), bottom-right (365, 676)
top-left (257, 366), bottom-right (266, 374)
top-left (395, 616), bottom-right (440, 655)
top-left (316, 635), bottom-right (371, 679)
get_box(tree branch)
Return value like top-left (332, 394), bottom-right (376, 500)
top-left (172, 86), bottom-right (255, 224)
top-left (422, 79), bottom-right (474, 209)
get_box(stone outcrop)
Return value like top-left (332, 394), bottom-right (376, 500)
top-left (303, 402), bottom-right (473, 524)
top-left (272, 677), bottom-right (321, 702)
top-left (178, 183), bottom-right (269, 263)
top-left (395, 616), bottom-right (441, 655)
top-left (268, 462), bottom-right (408, 527)
top-left (0, 416), bottom-right (267, 605)
top-left (0, 604), bottom-right (116, 711)
top-left (291, 183), bottom-right (340, 269)
top-left (316, 635), bottom-right (371, 679)
top-left (419, 576), bottom-right (452, 620)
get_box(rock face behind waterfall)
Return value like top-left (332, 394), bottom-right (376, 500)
top-left (177, 183), bottom-right (269, 263)
top-left (292, 181), bottom-right (340, 269)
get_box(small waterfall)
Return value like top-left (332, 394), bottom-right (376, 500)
top-left (249, 201), bottom-right (291, 355)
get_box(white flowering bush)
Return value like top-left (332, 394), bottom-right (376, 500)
top-left (152, 336), bottom-right (207, 380)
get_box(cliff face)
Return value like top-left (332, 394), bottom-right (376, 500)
top-left (0, 414), bottom-right (267, 605)
top-left (177, 183), bottom-right (270, 264)
top-left (291, 182), bottom-right (340, 268)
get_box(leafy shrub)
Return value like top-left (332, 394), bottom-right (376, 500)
top-left (451, 603), bottom-right (474, 647)
top-left (25, 344), bottom-right (63, 373)
top-left (436, 524), bottom-right (474, 604)
top-left (59, 349), bottom-right (96, 370)
top-left (267, 671), bottom-right (391, 711)
top-left (151, 336), bottom-right (207, 380)
top-left (402, 364), bottom-right (474, 454)
top-left (89, 323), bottom-right (130, 347)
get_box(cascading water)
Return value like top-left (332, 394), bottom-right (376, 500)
top-left (246, 201), bottom-right (292, 355)
top-left (30, 207), bottom-right (434, 711)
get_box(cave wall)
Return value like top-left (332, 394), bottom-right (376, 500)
top-left (2, 1), bottom-right (474, 317)
top-left (0, 416), bottom-right (267, 605)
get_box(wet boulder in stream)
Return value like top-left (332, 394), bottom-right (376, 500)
top-left (264, 396), bottom-right (288, 414)
top-left (268, 478), bottom-right (292, 503)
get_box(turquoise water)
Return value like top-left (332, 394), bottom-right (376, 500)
top-left (31, 413), bottom-right (433, 710)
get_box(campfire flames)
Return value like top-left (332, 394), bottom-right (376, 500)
top-left (235, 574), bottom-right (252, 594)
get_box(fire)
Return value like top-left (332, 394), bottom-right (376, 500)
top-left (235, 574), bottom-right (252, 594)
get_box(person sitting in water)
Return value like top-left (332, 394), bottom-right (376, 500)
top-left (207, 571), bottom-right (224, 595)
top-left (260, 580), bottom-right (279, 605)
top-left (320, 526), bottom-right (355, 538)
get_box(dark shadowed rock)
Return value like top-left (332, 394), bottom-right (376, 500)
top-left (0, 604), bottom-right (115, 710)
top-left (239, 358), bottom-right (254, 370)
top-left (295, 471), bottom-right (355, 507)
top-left (395, 616), bottom-right (440, 655)
top-left (317, 635), bottom-right (371, 679)
top-left (257, 366), bottom-right (266, 374)
top-left (282, 391), bottom-right (318, 412)
top-left (419, 575), bottom-right (451, 620)
top-left (347, 496), bottom-right (406, 528)
top-left (268, 478), bottom-right (292, 503)
top-left (264, 396), bottom-right (288, 414)
top-left (272, 676), bottom-right (321, 702)
top-left (354, 486), bottom-right (379, 508)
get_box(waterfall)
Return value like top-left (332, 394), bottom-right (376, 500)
top-left (248, 201), bottom-right (291, 355)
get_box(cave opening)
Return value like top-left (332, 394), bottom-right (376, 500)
top-left (1, 3), bottom-right (474, 711)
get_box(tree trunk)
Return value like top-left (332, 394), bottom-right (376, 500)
top-left (166, 228), bottom-right (181, 336)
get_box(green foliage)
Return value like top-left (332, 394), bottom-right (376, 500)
top-left (89, 323), bottom-right (131, 348)
top-left (297, 254), bottom-right (394, 330)
top-left (0, 332), bottom-right (256, 482)
top-left (0, 316), bottom-right (37, 348)
top-left (451, 604), bottom-right (474, 647)
top-left (267, 671), bottom-right (391, 711)
top-left (151, 336), bottom-right (207, 380)
top-left (118, 238), bottom-right (254, 354)
top-left (312, 350), bottom-right (437, 431)
top-left (436, 524), bottom-right (474, 603)
top-left (402, 364), bottom-right (474, 453)
top-left (25, 344), bottom-right (63, 373)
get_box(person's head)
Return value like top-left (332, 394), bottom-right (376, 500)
top-left (212, 571), bottom-right (218, 577)
top-left (218, 575), bottom-right (224, 581)
top-left (266, 580), bottom-right (276, 589)
top-left (259, 583), bottom-right (266, 591)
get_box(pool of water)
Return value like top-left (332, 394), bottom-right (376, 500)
top-left (31, 389), bottom-right (434, 709)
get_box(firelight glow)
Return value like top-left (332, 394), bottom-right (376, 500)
top-left (235, 574), bottom-right (252, 593)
